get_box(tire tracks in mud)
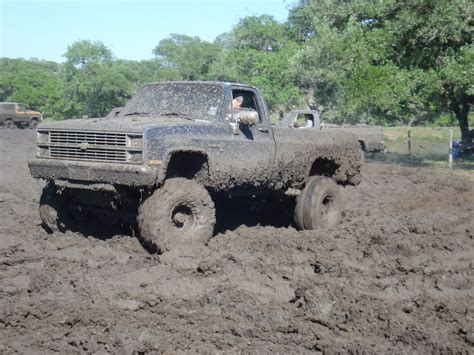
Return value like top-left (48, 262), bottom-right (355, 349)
top-left (0, 129), bottom-right (473, 352)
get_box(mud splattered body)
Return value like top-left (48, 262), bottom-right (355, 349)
top-left (279, 109), bottom-right (385, 153)
top-left (29, 81), bottom-right (363, 195)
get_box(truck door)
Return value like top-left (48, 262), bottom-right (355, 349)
top-left (213, 87), bottom-right (276, 188)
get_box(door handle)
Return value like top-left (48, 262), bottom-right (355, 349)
top-left (258, 127), bottom-right (269, 133)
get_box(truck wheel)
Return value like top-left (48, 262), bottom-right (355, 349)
top-left (29, 118), bottom-right (39, 129)
top-left (294, 176), bottom-right (342, 230)
top-left (5, 119), bottom-right (15, 129)
top-left (138, 178), bottom-right (215, 253)
top-left (39, 183), bottom-right (71, 233)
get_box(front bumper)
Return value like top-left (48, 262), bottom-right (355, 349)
top-left (28, 159), bottom-right (158, 187)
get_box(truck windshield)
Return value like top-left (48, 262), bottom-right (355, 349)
top-left (119, 83), bottom-right (224, 121)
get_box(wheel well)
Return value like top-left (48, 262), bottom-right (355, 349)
top-left (166, 151), bottom-right (209, 179)
top-left (30, 117), bottom-right (39, 121)
top-left (309, 158), bottom-right (340, 178)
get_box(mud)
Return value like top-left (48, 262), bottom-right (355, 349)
top-left (1, 129), bottom-right (473, 353)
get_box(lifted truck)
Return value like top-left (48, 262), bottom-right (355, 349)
top-left (28, 81), bottom-right (363, 252)
top-left (279, 110), bottom-right (385, 153)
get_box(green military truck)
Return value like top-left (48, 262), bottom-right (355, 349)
top-left (0, 102), bottom-right (43, 128)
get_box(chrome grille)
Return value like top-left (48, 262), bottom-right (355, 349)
top-left (50, 147), bottom-right (127, 161)
top-left (37, 129), bottom-right (143, 164)
top-left (49, 131), bottom-right (127, 146)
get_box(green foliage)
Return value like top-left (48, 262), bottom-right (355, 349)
top-left (62, 40), bottom-right (134, 118)
top-left (153, 34), bottom-right (220, 80)
top-left (1, 3), bottom-right (472, 135)
top-left (209, 16), bottom-right (304, 115)
top-left (288, 0), bottom-right (473, 139)
top-left (0, 58), bottom-right (65, 119)
top-left (231, 15), bottom-right (289, 52)
top-left (63, 40), bottom-right (113, 68)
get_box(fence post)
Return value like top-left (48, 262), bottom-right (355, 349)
top-left (407, 130), bottom-right (411, 156)
top-left (448, 129), bottom-right (453, 169)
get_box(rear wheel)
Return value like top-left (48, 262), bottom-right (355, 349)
top-left (138, 178), bottom-right (215, 253)
top-left (4, 119), bottom-right (15, 129)
top-left (294, 176), bottom-right (342, 230)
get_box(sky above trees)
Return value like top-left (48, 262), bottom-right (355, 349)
top-left (0, 0), bottom-right (291, 62)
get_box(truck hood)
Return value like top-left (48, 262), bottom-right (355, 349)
top-left (38, 116), bottom-right (212, 133)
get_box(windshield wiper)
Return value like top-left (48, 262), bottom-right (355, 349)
top-left (123, 111), bottom-right (150, 116)
top-left (160, 112), bottom-right (194, 120)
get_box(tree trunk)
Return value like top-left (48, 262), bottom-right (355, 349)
top-left (452, 99), bottom-right (471, 142)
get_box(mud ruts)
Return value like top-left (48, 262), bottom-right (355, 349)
top-left (3, 129), bottom-right (474, 353)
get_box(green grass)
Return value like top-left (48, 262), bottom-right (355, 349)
top-left (371, 126), bottom-right (473, 172)
top-left (383, 126), bottom-right (461, 143)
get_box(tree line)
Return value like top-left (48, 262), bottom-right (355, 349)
top-left (1, 0), bottom-right (472, 141)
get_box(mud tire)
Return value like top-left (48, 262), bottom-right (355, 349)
top-left (5, 120), bottom-right (15, 129)
top-left (294, 176), bottom-right (342, 230)
top-left (39, 183), bottom-right (71, 233)
top-left (138, 178), bottom-right (215, 253)
top-left (29, 119), bottom-right (39, 129)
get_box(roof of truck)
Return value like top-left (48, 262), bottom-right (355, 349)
top-left (141, 81), bottom-right (258, 90)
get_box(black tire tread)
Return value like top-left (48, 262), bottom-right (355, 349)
top-left (294, 176), bottom-right (342, 230)
top-left (138, 178), bottom-right (215, 253)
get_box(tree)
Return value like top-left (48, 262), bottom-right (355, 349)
top-left (210, 16), bottom-right (303, 116)
top-left (153, 34), bottom-right (220, 80)
top-left (231, 15), bottom-right (289, 52)
top-left (0, 58), bottom-right (65, 119)
top-left (62, 40), bottom-right (134, 118)
top-left (63, 40), bottom-right (112, 68)
top-left (288, 0), bottom-right (473, 139)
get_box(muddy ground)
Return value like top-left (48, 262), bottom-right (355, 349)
top-left (0, 129), bottom-right (473, 353)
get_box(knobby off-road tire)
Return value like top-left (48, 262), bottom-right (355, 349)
top-left (138, 178), bottom-right (216, 253)
top-left (29, 119), bottom-right (39, 129)
top-left (39, 182), bottom-right (72, 233)
top-left (5, 120), bottom-right (15, 129)
top-left (294, 176), bottom-right (342, 230)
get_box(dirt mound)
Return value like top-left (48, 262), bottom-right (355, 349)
top-left (0, 129), bottom-right (473, 352)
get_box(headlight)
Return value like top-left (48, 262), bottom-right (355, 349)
top-left (37, 130), bottom-right (49, 144)
top-left (127, 134), bottom-right (143, 148)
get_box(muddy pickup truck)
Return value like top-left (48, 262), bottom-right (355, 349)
top-left (279, 110), bottom-right (385, 153)
top-left (28, 81), bottom-right (363, 252)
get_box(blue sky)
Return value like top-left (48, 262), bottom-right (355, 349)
top-left (1, 0), bottom-right (294, 62)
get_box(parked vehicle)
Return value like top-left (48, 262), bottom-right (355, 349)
top-left (0, 102), bottom-right (42, 128)
top-left (28, 81), bottom-right (363, 252)
top-left (279, 110), bottom-right (385, 153)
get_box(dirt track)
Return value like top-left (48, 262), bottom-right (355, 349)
top-left (0, 129), bottom-right (473, 353)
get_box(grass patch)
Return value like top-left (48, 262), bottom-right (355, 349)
top-left (383, 126), bottom-right (461, 143)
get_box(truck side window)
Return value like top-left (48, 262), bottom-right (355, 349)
top-left (231, 90), bottom-right (261, 123)
top-left (2, 104), bottom-right (15, 112)
top-left (294, 113), bottom-right (314, 128)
